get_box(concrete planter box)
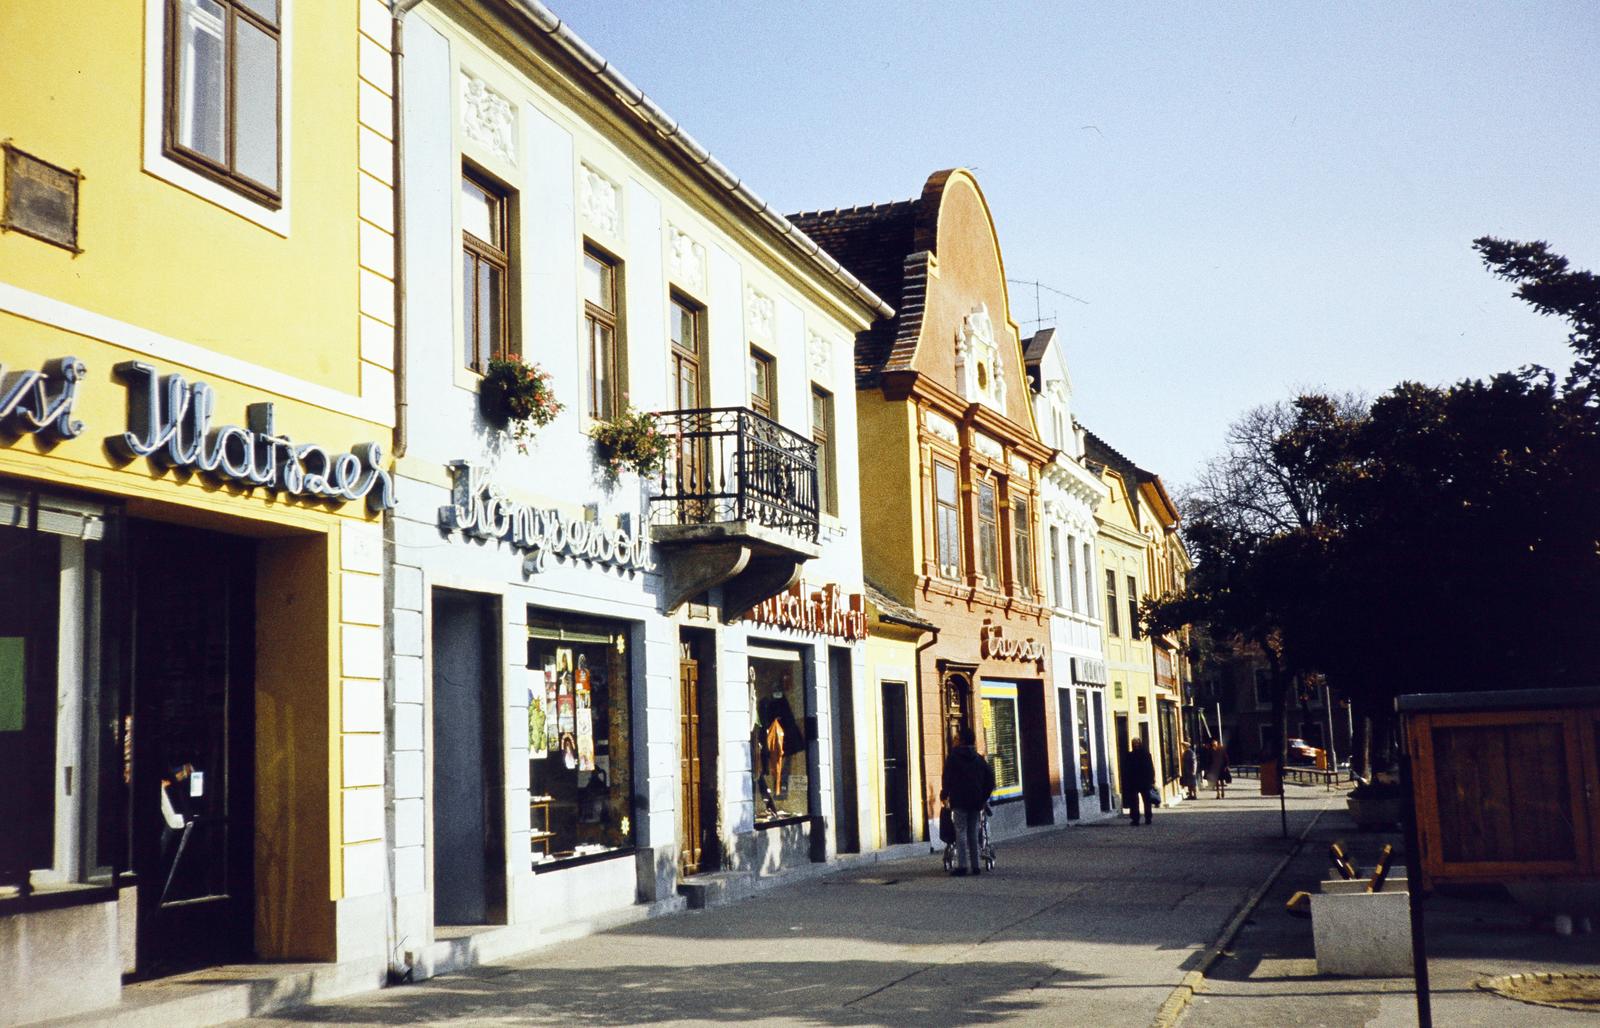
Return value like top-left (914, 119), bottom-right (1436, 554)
top-left (1312, 881), bottom-right (1413, 977)
top-left (1346, 795), bottom-right (1404, 830)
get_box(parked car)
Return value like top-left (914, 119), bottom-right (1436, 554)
top-left (1285, 737), bottom-right (1321, 765)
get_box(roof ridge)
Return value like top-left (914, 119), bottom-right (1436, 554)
top-left (788, 197), bottom-right (919, 219)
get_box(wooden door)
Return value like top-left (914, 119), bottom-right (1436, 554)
top-left (881, 682), bottom-right (911, 845)
top-left (679, 657), bottom-right (702, 875)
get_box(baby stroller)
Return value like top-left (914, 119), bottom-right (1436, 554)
top-left (940, 804), bottom-right (996, 872)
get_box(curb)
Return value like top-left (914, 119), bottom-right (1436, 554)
top-left (1150, 803), bottom-right (1329, 1028)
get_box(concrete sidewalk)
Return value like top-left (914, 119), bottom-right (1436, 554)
top-left (235, 786), bottom-right (1336, 1027)
top-left (1180, 805), bottom-right (1599, 1028)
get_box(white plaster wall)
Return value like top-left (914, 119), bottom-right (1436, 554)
top-left (392, 11), bottom-right (880, 953)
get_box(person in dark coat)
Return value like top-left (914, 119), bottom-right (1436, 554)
top-left (1122, 736), bottom-right (1157, 825)
top-left (940, 725), bottom-right (995, 876)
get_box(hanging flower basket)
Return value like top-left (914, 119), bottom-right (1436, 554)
top-left (592, 403), bottom-right (672, 478)
top-left (480, 356), bottom-right (562, 454)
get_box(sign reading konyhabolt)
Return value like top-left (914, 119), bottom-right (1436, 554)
top-left (0, 356), bottom-right (85, 440)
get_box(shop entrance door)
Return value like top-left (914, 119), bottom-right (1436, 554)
top-left (132, 522), bottom-right (255, 977)
top-left (1018, 681), bottom-right (1053, 826)
top-left (431, 589), bottom-right (505, 926)
top-left (880, 681), bottom-right (911, 845)
top-left (1094, 692), bottom-right (1112, 812)
top-left (1057, 689), bottom-right (1080, 820)
top-left (1114, 713), bottom-right (1130, 808)
top-left (829, 647), bottom-right (859, 854)
top-left (678, 654), bottom-right (703, 875)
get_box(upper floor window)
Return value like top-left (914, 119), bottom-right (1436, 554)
top-left (1066, 533), bottom-right (1081, 612)
top-left (1083, 542), bottom-right (1095, 617)
top-left (749, 347), bottom-right (776, 419)
top-left (583, 247), bottom-right (622, 420)
top-left (461, 169), bottom-right (511, 373)
top-left (1011, 498), bottom-right (1033, 599)
top-left (165, 0), bottom-right (282, 206)
top-left (1106, 569), bottom-right (1120, 636)
top-left (934, 461), bottom-right (961, 579)
top-left (1049, 525), bottom-right (1064, 608)
top-left (669, 294), bottom-right (703, 409)
top-left (976, 479), bottom-right (999, 591)
top-left (1254, 668), bottom-right (1274, 709)
top-left (1127, 574), bottom-right (1140, 640)
top-left (811, 386), bottom-right (837, 517)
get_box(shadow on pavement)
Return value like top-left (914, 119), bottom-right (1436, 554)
top-left (259, 959), bottom-right (1102, 1026)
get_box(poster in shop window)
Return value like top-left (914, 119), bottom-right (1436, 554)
top-left (529, 662), bottom-right (551, 758)
top-left (556, 649), bottom-right (576, 735)
top-left (543, 660), bottom-right (560, 753)
top-left (575, 654), bottom-right (596, 772)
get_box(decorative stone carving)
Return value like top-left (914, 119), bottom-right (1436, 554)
top-left (745, 286), bottom-right (774, 340)
top-left (668, 224), bottom-right (705, 292)
top-left (460, 73), bottom-right (516, 164)
top-left (580, 163), bottom-right (620, 236)
top-left (1010, 453), bottom-right (1032, 479)
top-left (954, 302), bottom-right (1006, 412)
top-left (807, 329), bottom-right (831, 378)
top-left (973, 431), bottom-right (1004, 462)
top-left (923, 409), bottom-right (958, 445)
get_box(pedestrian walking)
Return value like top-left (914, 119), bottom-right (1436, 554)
top-left (1180, 742), bottom-right (1199, 800)
top-left (1122, 736), bottom-right (1157, 826)
top-left (1207, 738), bottom-right (1231, 799)
top-left (939, 725), bottom-right (995, 876)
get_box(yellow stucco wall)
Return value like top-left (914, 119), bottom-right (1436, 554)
top-left (864, 628), bottom-right (926, 847)
top-left (0, 0), bottom-right (397, 962)
top-left (1096, 467), bottom-right (1157, 779)
top-left (856, 393), bottom-right (919, 599)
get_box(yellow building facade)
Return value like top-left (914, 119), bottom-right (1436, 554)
top-left (1, 1), bottom-right (397, 1019)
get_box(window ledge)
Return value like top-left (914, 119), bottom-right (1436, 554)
top-left (752, 814), bottom-right (811, 831)
top-left (531, 845), bottom-right (636, 875)
top-left (0, 881), bottom-right (119, 916)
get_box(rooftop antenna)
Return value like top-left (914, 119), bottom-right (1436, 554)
top-left (1007, 278), bottom-right (1089, 329)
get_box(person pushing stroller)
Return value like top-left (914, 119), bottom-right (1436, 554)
top-left (940, 725), bottom-right (995, 877)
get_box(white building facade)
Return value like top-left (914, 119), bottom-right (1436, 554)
top-left (1025, 329), bottom-right (1117, 821)
top-left (386, 0), bottom-right (888, 979)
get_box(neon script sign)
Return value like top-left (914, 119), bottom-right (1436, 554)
top-left (744, 582), bottom-right (867, 641)
top-left (111, 361), bottom-right (395, 510)
top-left (980, 621), bottom-right (1046, 666)
top-left (439, 462), bottom-right (653, 576)
top-left (0, 356), bottom-right (85, 440)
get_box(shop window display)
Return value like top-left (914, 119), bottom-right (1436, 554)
top-left (0, 489), bottom-right (120, 896)
top-left (981, 687), bottom-right (1022, 800)
top-left (749, 648), bottom-right (810, 822)
top-left (526, 614), bottom-right (634, 866)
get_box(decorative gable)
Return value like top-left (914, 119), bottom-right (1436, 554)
top-left (954, 303), bottom-right (1005, 413)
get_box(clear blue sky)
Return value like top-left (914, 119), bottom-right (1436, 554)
top-left (560, 2), bottom-right (1600, 486)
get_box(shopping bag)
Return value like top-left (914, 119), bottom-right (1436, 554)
top-left (1147, 786), bottom-right (1162, 808)
top-left (938, 806), bottom-right (956, 844)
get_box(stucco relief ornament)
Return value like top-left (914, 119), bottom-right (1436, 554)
top-left (807, 329), bottom-right (832, 378)
top-left (746, 287), bottom-right (774, 340)
top-left (580, 165), bottom-right (621, 236)
top-left (668, 224), bottom-right (705, 291)
top-left (461, 74), bottom-right (516, 165)
top-left (955, 303), bottom-right (1006, 411)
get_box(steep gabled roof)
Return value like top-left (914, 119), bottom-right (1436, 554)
top-left (789, 199), bottom-right (921, 387)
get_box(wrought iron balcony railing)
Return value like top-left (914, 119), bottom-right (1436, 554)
top-left (649, 406), bottom-right (819, 544)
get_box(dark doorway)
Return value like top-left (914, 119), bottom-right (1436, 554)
top-left (431, 589), bottom-right (505, 926)
top-left (829, 647), bottom-right (859, 854)
top-left (1017, 681), bottom-right (1053, 826)
top-left (131, 521), bottom-right (256, 977)
top-left (1094, 692), bottom-right (1112, 811)
top-left (678, 628), bottom-right (719, 874)
top-left (1114, 713), bottom-right (1130, 807)
top-left (1057, 689), bottom-right (1080, 820)
top-left (880, 681), bottom-right (911, 845)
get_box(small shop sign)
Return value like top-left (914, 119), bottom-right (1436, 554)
top-left (111, 361), bottom-right (395, 510)
top-left (743, 581), bottom-right (866, 641)
top-left (439, 461), bottom-right (653, 575)
top-left (980, 621), bottom-right (1045, 666)
top-left (1071, 656), bottom-right (1108, 686)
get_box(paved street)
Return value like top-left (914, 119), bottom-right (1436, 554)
top-left (240, 787), bottom-right (1334, 1027)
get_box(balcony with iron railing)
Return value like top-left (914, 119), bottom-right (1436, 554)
top-left (648, 406), bottom-right (822, 616)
